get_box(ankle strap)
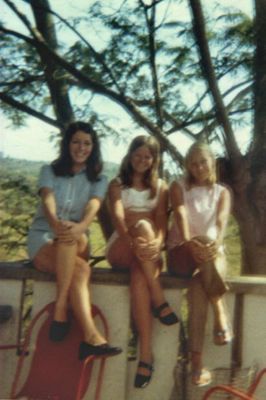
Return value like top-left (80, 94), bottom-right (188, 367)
top-left (154, 302), bottom-right (169, 316)
top-left (138, 361), bottom-right (153, 371)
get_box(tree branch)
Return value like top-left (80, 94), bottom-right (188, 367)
top-left (0, 25), bottom-right (183, 163)
top-left (29, 1), bottom-right (123, 93)
top-left (0, 91), bottom-right (60, 128)
top-left (188, 0), bottom-right (241, 160)
top-left (140, 0), bottom-right (164, 128)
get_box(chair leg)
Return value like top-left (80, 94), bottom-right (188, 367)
top-left (202, 385), bottom-right (253, 400)
top-left (248, 368), bottom-right (266, 396)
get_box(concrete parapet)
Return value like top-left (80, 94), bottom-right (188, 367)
top-left (0, 261), bottom-right (266, 399)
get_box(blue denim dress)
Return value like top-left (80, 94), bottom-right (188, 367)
top-left (27, 164), bottom-right (108, 259)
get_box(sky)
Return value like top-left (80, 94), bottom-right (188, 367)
top-left (0, 0), bottom-right (253, 164)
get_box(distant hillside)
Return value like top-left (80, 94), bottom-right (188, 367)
top-left (0, 156), bottom-right (119, 180)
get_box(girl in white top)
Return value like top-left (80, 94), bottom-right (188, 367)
top-left (167, 142), bottom-right (232, 387)
top-left (106, 135), bottom-right (178, 389)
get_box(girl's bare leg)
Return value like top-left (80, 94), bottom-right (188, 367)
top-left (187, 274), bottom-right (208, 377)
top-left (69, 258), bottom-right (106, 345)
top-left (130, 264), bottom-right (153, 376)
top-left (107, 238), bottom-right (153, 375)
top-left (33, 239), bottom-right (106, 343)
top-left (53, 241), bottom-right (77, 321)
top-left (131, 220), bottom-right (174, 317)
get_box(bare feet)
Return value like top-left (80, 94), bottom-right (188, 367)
top-left (191, 368), bottom-right (212, 386)
top-left (190, 351), bottom-right (212, 387)
top-left (213, 329), bottom-right (233, 345)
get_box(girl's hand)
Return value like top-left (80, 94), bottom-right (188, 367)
top-left (55, 221), bottom-right (84, 244)
top-left (188, 239), bottom-right (218, 263)
top-left (134, 237), bottom-right (161, 262)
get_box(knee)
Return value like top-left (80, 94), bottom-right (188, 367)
top-left (77, 234), bottom-right (89, 256)
top-left (72, 259), bottom-right (91, 283)
top-left (130, 265), bottom-right (147, 290)
top-left (133, 219), bottom-right (155, 239)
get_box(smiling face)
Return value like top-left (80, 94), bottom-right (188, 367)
top-left (69, 130), bottom-right (93, 171)
top-left (187, 148), bottom-right (215, 185)
top-left (130, 144), bottom-right (154, 175)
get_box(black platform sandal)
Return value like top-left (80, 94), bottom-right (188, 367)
top-left (134, 361), bottom-right (154, 388)
top-left (153, 302), bottom-right (179, 325)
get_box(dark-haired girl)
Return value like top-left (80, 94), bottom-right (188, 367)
top-left (28, 121), bottom-right (122, 359)
top-left (106, 135), bottom-right (178, 389)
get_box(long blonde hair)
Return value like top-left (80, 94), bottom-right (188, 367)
top-left (185, 142), bottom-right (217, 186)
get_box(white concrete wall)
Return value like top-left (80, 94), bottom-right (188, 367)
top-left (0, 279), bottom-right (23, 398)
top-left (1, 275), bottom-right (266, 400)
top-left (177, 292), bottom-right (236, 399)
top-left (126, 289), bottom-right (181, 400)
top-left (242, 294), bottom-right (266, 398)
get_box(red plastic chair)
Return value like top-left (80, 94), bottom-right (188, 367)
top-left (1, 302), bottom-right (109, 400)
top-left (202, 368), bottom-right (266, 399)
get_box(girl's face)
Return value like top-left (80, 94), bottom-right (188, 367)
top-left (130, 145), bottom-right (154, 175)
top-left (187, 149), bottom-right (214, 185)
top-left (69, 130), bottom-right (93, 171)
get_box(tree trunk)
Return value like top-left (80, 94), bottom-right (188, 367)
top-left (221, 155), bottom-right (266, 274)
top-left (30, 0), bottom-right (74, 128)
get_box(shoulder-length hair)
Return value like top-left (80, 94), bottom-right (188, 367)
top-left (185, 142), bottom-right (217, 187)
top-left (119, 135), bottom-right (160, 198)
top-left (52, 121), bottom-right (103, 181)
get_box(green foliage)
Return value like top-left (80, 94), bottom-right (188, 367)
top-left (0, 157), bottom-right (118, 262)
top-left (0, 159), bottom-right (40, 260)
top-left (0, 0), bottom-right (254, 141)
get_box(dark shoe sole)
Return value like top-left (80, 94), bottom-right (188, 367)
top-left (79, 341), bottom-right (122, 360)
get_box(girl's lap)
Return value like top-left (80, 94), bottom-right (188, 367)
top-left (33, 241), bottom-right (57, 273)
top-left (33, 235), bottom-right (90, 274)
top-left (106, 236), bottom-right (135, 270)
top-left (167, 243), bottom-right (196, 279)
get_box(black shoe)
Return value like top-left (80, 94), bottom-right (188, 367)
top-left (153, 302), bottom-right (179, 326)
top-left (78, 341), bottom-right (123, 360)
top-left (49, 320), bottom-right (70, 342)
top-left (134, 361), bottom-right (154, 388)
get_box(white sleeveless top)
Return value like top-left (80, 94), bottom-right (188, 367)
top-left (120, 178), bottom-right (162, 212)
top-left (167, 179), bottom-right (225, 249)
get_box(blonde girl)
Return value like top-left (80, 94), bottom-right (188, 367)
top-left (167, 142), bottom-right (232, 387)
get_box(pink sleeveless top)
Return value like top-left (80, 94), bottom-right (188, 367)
top-left (167, 179), bottom-right (225, 249)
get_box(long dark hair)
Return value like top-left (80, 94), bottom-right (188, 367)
top-left (52, 121), bottom-right (103, 181)
top-left (119, 135), bottom-right (160, 198)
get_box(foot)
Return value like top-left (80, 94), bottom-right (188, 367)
top-left (49, 320), bottom-right (71, 342)
top-left (153, 302), bottom-right (179, 326)
top-left (134, 361), bottom-right (154, 388)
top-left (78, 341), bottom-right (122, 360)
top-left (191, 368), bottom-right (212, 387)
top-left (213, 329), bottom-right (233, 346)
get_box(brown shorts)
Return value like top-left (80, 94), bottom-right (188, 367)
top-left (167, 242), bottom-right (196, 278)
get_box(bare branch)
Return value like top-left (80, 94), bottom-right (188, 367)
top-left (139, 0), bottom-right (164, 128)
top-left (188, 0), bottom-right (241, 160)
top-left (0, 91), bottom-right (60, 128)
